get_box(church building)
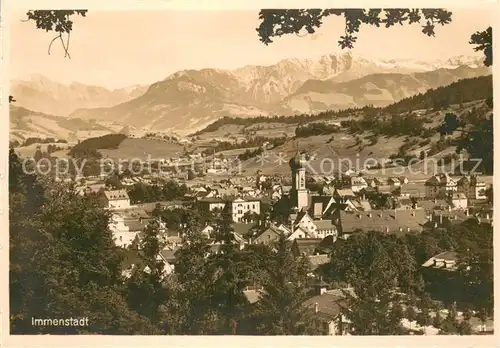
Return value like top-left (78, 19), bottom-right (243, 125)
top-left (289, 151), bottom-right (309, 211)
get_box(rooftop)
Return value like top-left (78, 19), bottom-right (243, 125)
top-left (338, 208), bottom-right (427, 234)
top-left (104, 189), bottom-right (129, 201)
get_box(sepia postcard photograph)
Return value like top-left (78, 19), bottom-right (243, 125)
top-left (1, 0), bottom-right (498, 346)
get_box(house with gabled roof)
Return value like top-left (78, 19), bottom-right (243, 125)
top-left (334, 188), bottom-right (356, 202)
top-left (253, 224), bottom-right (282, 245)
top-left (302, 286), bottom-right (352, 335)
top-left (100, 189), bottom-right (130, 210)
top-left (287, 225), bottom-right (311, 241)
top-left (422, 251), bottom-right (459, 271)
top-left (350, 176), bottom-right (368, 193)
top-left (292, 210), bottom-right (318, 236)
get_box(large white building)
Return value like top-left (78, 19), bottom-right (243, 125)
top-left (100, 189), bottom-right (131, 210)
top-left (231, 198), bottom-right (261, 223)
top-left (199, 197), bottom-right (261, 223)
top-left (109, 214), bottom-right (141, 248)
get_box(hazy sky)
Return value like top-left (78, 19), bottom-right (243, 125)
top-left (10, 8), bottom-right (493, 89)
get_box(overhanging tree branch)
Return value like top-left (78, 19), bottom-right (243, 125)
top-left (24, 9), bottom-right (87, 58)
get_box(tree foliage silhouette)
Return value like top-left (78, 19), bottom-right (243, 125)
top-left (256, 9), bottom-right (491, 68)
top-left (470, 26), bottom-right (492, 67)
top-left (24, 10), bottom-right (87, 58)
top-left (257, 9), bottom-right (452, 48)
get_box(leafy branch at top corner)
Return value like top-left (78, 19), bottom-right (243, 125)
top-left (256, 8), bottom-right (452, 49)
top-left (470, 26), bottom-right (492, 67)
top-left (25, 10), bottom-right (88, 59)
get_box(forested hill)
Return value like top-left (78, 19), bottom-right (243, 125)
top-left (68, 134), bottom-right (127, 157)
top-left (192, 75), bottom-right (493, 136)
top-left (384, 75), bottom-right (493, 114)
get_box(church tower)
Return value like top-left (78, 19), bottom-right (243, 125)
top-left (289, 151), bottom-right (309, 211)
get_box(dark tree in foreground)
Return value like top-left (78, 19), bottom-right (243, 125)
top-left (254, 235), bottom-right (310, 335)
top-left (257, 9), bottom-right (491, 68)
top-left (470, 26), bottom-right (492, 67)
top-left (126, 221), bottom-right (169, 326)
top-left (25, 10), bottom-right (87, 58)
top-left (9, 150), bottom-right (157, 334)
top-left (257, 9), bottom-right (452, 48)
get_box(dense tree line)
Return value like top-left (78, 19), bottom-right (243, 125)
top-left (385, 75), bottom-right (492, 114)
top-left (192, 107), bottom-right (370, 136)
top-left (342, 112), bottom-right (433, 138)
top-left (295, 123), bottom-right (340, 138)
top-left (202, 136), bottom-right (287, 157)
top-left (9, 149), bottom-right (158, 334)
top-left (238, 148), bottom-right (264, 161)
top-left (319, 219), bottom-right (493, 327)
top-left (439, 100), bottom-right (494, 174)
top-left (127, 181), bottom-right (189, 204)
top-left (69, 134), bottom-right (127, 157)
top-left (19, 137), bottom-right (68, 147)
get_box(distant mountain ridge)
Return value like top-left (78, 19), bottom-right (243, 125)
top-left (276, 65), bottom-right (491, 114)
top-left (11, 74), bottom-right (148, 116)
top-left (12, 52), bottom-right (489, 134)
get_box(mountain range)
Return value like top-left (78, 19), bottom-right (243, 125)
top-left (11, 52), bottom-right (490, 135)
top-left (11, 74), bottom-right (148, 116)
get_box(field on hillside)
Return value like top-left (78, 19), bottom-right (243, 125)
top-left (212, 99), bottom-right (490, 178)
top-left (216, 147), bottom-right (260, 157)
top-left (13, 143), bottom-right (73, 158)
top-left (99, 138), bottom-right (184, 161)
top-left (9, 105), bottom-right (134, 144)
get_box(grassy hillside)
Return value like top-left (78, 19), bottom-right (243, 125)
top-left (99, 138), bottom-right (184, 162)
top-left (68, 134), bottom-right (128, 157)
top-left (9, 105), bottom-right (122, 144)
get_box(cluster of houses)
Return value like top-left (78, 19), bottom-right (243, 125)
top-left (71, 150), bottom-right (492, 335)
